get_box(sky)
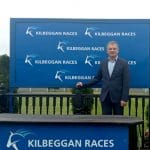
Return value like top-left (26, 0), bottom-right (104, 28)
top-left (0, 0), bottom-right (150, 55)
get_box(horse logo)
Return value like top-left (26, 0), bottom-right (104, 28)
top-left (26, 26), bottom-right (37, 37)
top-left (6, 129), bottom-right (32, 150)
top-left (85, 55), bottom-right (99, 67)
top-left (25, 54), bottom-right (37, 66)
top-left (85, 27), bottom-right (97, 38)
top-left (57, 41), bottom-right (67, 52)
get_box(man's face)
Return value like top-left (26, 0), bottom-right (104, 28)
top-left (107, 43), bottom-right (119, 58)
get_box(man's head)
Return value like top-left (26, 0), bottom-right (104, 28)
top-left (107, 41), bottom-right (119, 59)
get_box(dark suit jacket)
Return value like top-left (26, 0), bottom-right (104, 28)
top-left (83, 58), bottom-right (130, 102)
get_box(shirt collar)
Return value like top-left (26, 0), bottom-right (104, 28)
top-left (108, 55), bottom-right (118, 62)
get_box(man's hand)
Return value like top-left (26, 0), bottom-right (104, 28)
top-left (120, 100), bottom-right (127, 107)
top-left (76, 82), bottom-right (83, 88)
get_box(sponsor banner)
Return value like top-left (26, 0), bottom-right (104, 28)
top-left (10, 19), bottom-right (150, 87)
top-left (0, 124), bottom-right (128, 150)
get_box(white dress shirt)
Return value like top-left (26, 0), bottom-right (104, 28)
top-left (108, 56), bottom-right (118, 77)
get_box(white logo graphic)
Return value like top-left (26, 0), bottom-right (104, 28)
top-left (55, 70), bottom-right (68, 82)
top-left (57, 41), bottom-right (67, 52)
top-left (55, 71), bottom-right (65, 82)
top-left (6, 129), bottom-right (32, 150)
top-left (25, 54), bottom-right (37, 66)
top-left (85, 55), bottom-right (99, 67)
top-left (85, 27), bottom-right (97, 38)
top-left (26, 26), bottom-right (37, 37)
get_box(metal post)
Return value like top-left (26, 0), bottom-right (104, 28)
top-left (9, 87), bottom-right (14, 113)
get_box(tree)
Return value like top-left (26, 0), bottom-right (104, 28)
top-left (0, 54), bottom-right (18, 113)
top-left (0, 54), bottom-right (9, 90)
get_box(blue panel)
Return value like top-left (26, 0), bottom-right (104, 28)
top-left (0, 123), bottom-right (128, 150)
top-left (10, 19), bottom-right (150, 88)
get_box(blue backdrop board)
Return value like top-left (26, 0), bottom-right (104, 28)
top-left (1, 114), bottom-right (144, 150)
top-left (0, 124), bottom-right (128, 150)
top-left (10, 19), bottom-right (150, 88)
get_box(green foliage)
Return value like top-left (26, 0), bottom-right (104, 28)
top-left (71, 88), bottom-right (94, 114)
top-left (71, 87), bottom-right (94, 94)
top-left (0, 55), bottom-right (9, 112)
top-left (0, 54), bottom-right (9, 90)
top-left (145, 104), bottom-right (149, 127)
top-left (0, 54), bottom-right (18, 113)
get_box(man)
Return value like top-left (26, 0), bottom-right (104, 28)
top-left (76, 41), bottom-right (130, 115)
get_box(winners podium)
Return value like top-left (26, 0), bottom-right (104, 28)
top-left (0, 114), bottom-right (143, 150)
